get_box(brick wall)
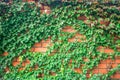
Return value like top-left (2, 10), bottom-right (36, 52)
top-left (30, 26), bottom-right (120, 79)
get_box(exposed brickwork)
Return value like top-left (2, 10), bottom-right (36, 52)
top-left (74, 68), bottom-right (82, 74)
top-left (62, 26), bottom-right (77, 33)
top-left (31, 37), bottom-right (52, 53)
top-left (91, 57), bottom-right (120, 79)
top-left (49, 71), bottom-right (56, 76)
top-left (4, 66), bottom-right (10, 72)
top-left (97, 46), bottom-right (114, 54)
top-left (2, 52), bottom-right (8, 56)
top-left (12, 57), bottom-right (21, 67)
top-left (68, 33), bottom-right (86, 42)
top-left (29, 27), bottom-right (120, 79)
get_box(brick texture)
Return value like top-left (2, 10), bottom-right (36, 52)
top-left (31, 37), bottom-right (52, 53)
top-left (30, 27), bottom-right (120, 79)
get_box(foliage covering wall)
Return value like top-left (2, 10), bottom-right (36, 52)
top-left (0, 1), bottom-right (120, 80)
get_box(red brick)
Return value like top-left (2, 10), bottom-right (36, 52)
top-left (22, 49), bottom-right (26, 54)
top-left (27, 0), bottom-right (35, 2)
top-left (49, 71), bottom-right (56, 76)
top-left (40, 5), bottom-right (51, 14)
top-left (69, 59), bottom-right (72, 64)
top-left (78, 16), bottom-right (87, 21)
top-left (4, 66), bottom-right (10, 72)
top-left (86, 74), bottom-right (90, 78)
top-left (38, 73), bottom-right (44, 78)
top-left (41, 10), bottom-right (51, 14)
top-left (100, 20), bottom-right (110, 26)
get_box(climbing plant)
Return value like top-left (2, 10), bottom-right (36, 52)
top-left (0, 1), bottom-right (120, 80)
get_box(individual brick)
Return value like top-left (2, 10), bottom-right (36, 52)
top-left (68, 33), bottom-right (86, 42)
top-left (97, 46), bottom-right (114, 54)
top-left (33, 47), bottom-right (48, 53)
top-left (2, 52), bottom-right (8, 56)
top-left (33, 42), bottom-right (42, 47)
top-left (62, 26), bottom-right (77, 33)
top-left (4, 66), bottom-right (10, 72)
top-left (12, 57), bottom-right (21, 67)
top-left (74, 68), bottom-right (82, 74)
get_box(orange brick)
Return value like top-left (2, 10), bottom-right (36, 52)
top-left (74, 68), bottom-right (82, 73)
top-left (33, 43), bottom-right (42, 47)
top-left (68, 33), bottom-right (86, 42)
top-left (62, 26), bottom-right (76, 33)
top-left (12, 61), bottom-right (20, 67)
top-left (117, 48), bottom-right (120, 52)
top-left (92, 68), bottom-right (99, 74)
top-left (97, 63), bottom-right (108, 69)
top-left (97, 46), bottom-right (114, 54)
top-left (34, 47), bottom-right (48, 53)
top-left (22, 59), bottom-right (30, 67)
top-left (2, 52), bottom-right (8, 56)
top-left (68, 37), bottom-right (76, 42)
top-left (111, 72), bottom-right (120, 79)
top-left (48, 53), bottom-right (55, 56)
top-left (30, 47), bottom-right (34, 52)
top-left (115, 58), bottom-right (120, 64)
top-left (83, 58), bottom-right (89, 62)
top-left (42, 42), bottom-right (50, 47)
top-left (41, 38), bottom-right (51, 43)
top-left (104, 48), bottom-right (114, 54)
top-left (18, 67), bottom-right (25, 72)
top-left (106, 59), bottom-right (113, 64)
top-left (99, 58), bottom-right (113, 64)
top-left (75, 33), bottom-right (86, 39)
top-left (98, 69), bottom-right (108, 74)
top-left (69, 59), bottom-right (72, 64)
